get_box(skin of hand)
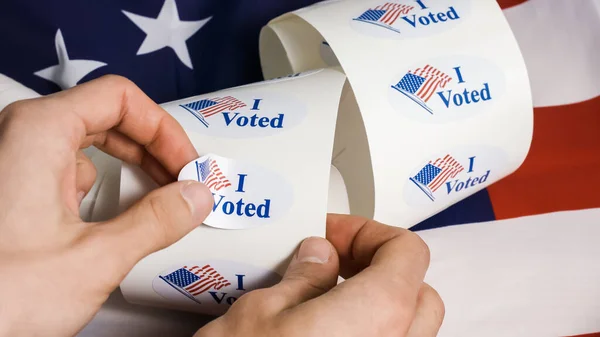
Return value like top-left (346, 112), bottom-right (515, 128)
top-left (195, 214), bottom-right (445, 337)
top-left (0, 75), bottom-right (444, 337)
top-left (0, 75), bottom-right (214, 337)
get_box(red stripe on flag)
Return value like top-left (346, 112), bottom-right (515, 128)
top-left (488, 96), bottom-right (600, 219)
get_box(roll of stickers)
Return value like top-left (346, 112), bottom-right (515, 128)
top-left (119, 68), bottom-right (348, 315)
top-left (119, 0), bottom-right (533, 316)
top-left (260, 0), bottom-right (533, 227)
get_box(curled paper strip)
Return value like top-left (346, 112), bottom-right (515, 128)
top-left (119, 0), bottom-right (533, 315)
top-left (260, 0), bottom-right (533, 227)
top-left (178, 154), bottom-right (294, 230)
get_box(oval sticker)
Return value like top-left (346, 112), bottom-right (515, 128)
top-left (165, 91), bottom-right (307, 138)
top-left (153, 260), bottom-right (281, 316)
top-left (403, 146), bottom-right (508, 206)
top-left (179, 154), bottom-right (294, 230)
top-left (350, 0), bottom-right (471, 39)
top-left (388, 55), bottom-right (506, 123)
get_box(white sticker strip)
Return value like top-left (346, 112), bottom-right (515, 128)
top-left (119, 68), bottom-right (347, 316)
top-left (260, 0), bottom-right (533, 227)
top-left (178, 154), bottom-right (294, 230)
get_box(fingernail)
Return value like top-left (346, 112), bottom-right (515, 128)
top-left (181, 181), bottom-right (212, 224)
top-left (296, 237), bottom-right (332, 264)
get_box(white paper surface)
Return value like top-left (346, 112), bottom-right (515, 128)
top-left (259, 0), bottom-right (534, 227)
top-left (119, 68), bottom-right (347, 315)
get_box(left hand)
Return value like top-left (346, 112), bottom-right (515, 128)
top-left (0, 75), bottom-right (214, 337)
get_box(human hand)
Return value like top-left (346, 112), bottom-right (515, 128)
top-left (195, 214), bottom-right (444, 337)
top-left (0, 76), bottom-right (213, 337)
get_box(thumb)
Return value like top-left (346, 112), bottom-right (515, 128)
top-left (87, 180), bottom-right (213, 273)
top-left (266, 237), bottom-right (340, 311)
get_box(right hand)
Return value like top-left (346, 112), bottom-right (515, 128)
top-left (195, 214), bottom-right (444, 337)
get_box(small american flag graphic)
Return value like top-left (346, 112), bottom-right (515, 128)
top-left (354, 2), bottom-right (414, 33)
top-left (159, 265), bottom-right (232, 304)
top-left (410, 155), bottom-right (464, 201)
top-left (392, 65), bottom-right (453, 114)
top-left (180, 96), bottom-right (246, 127)
top-left (196, 158), bottom-right (232, 191)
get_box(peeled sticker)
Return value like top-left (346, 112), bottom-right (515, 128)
top-left (179, 154), bottom-right (294, 229)
top-left (388, 55), bottom-right (506, 123)
top-left (153, 260), bottom-right (281, 316)
top-left (350, 0), bottom-right (471, 39)
top-left (167, 91), bottom-right (307, 138)
top-left (403, 147), bottom-right (508, 206)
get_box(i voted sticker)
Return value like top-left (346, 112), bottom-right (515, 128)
top-left (388, 55), bottom-right (505, 123)
top-left (166, 91), bottom-right (307, 138)
top-left (153, 261), bottom-right (281, 316)
top-left (179, 154), bottom-right (293, 229)
top-left (404, 147), bottom-right (508, 206)
top-left (350, 0), bottom-right (470, 39)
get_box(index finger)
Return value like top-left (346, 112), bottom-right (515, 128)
top-left (293, 214), bottom-right (431, 334)
top-left (11, 75), bottom-right (197, 176)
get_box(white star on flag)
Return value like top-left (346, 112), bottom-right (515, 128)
top-left (123, 0), bottom-right (212, 69)
top-left (34, 29), bottom-right (107, 89)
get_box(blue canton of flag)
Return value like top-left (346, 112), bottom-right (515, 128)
top-left (357, 9), bottom-right (387, 22)
top-left (392, 65), bottom-right (452, 115)
top-left (410, 155), bottom-right (464, 201)
top-left (353, 2), bottom-right (414, 33)
top-left (181, 99), bottom-right (216, 127)
top-left (159, 267), bottom-right (203, 305)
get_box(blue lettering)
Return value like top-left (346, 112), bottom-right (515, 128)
top-left (236, 274), bottom-right (246, 291)
top-left (445, 170), bottom-right (491, 194)
top-left (209, 292), bottom-right (227, 304)
top-left (223, 201), bottom-right (235, 215)
top-left (437, 83), bottom-right (493, 108)
top-left (468, 156), bottom-right (476, 173)
top-left (222, 112), bottom-right (239, 126)
top-left (221, 112), bottom-right (285, 128)
top-left (212, 196), bottom-right (272, 218)
top-left (237, 116), bottom-right (249, 127)
top-left (402, 15), bottom-right (418, 27)
top-left (235, 199), bottom-right (245, 216)
top-left (453, 66), bottom-right (465, 83)
top-left (235, 174), bottom-right (247, 193)
top-left (245, 203), bottom-right (256, 216)
top-left (438, 90), bottom-right (452, 108)
top-left (251, 98), bottom-right (262, 110)
top-left (227, 297), bottom-right (238, 305)
top-left (415, 0), bottom-right (428, 9)
top-left (453, 92), bottom-right (464, 106)
top-left (258, 116), bottom-right (269, 127)
top-left (401, 6), bottom-right (460, 28)
top-left (213, 194), bottom-right (226, 212)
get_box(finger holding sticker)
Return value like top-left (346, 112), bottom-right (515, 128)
top-left (194, 215), bottom-right (444, 337)
top-left (178, 154), bottom-right (294, 230)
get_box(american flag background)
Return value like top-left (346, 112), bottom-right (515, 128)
top-left (1, 0), bottom-right (600, 336)
top-left (392, 64), bottom-right (453, 113)
top-left (180, 96), bottom-right (246, 127)
top-left (410, 155), bottom-right (465, 201)
top-left (354, 2), bottom-right (414, 31)
top-left (196, 158), bottom-right (231, 191)
top-left (160, 265), bottom-right (231, 298)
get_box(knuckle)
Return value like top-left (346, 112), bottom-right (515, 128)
top-left (231, 289), bottom-right (278, 315)
top-left (145, 196), bottom-right (173, 247)
top-left (284, 273), bottom-right (330, 295)
top-left (99, 74), bottom-right (134, 89)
